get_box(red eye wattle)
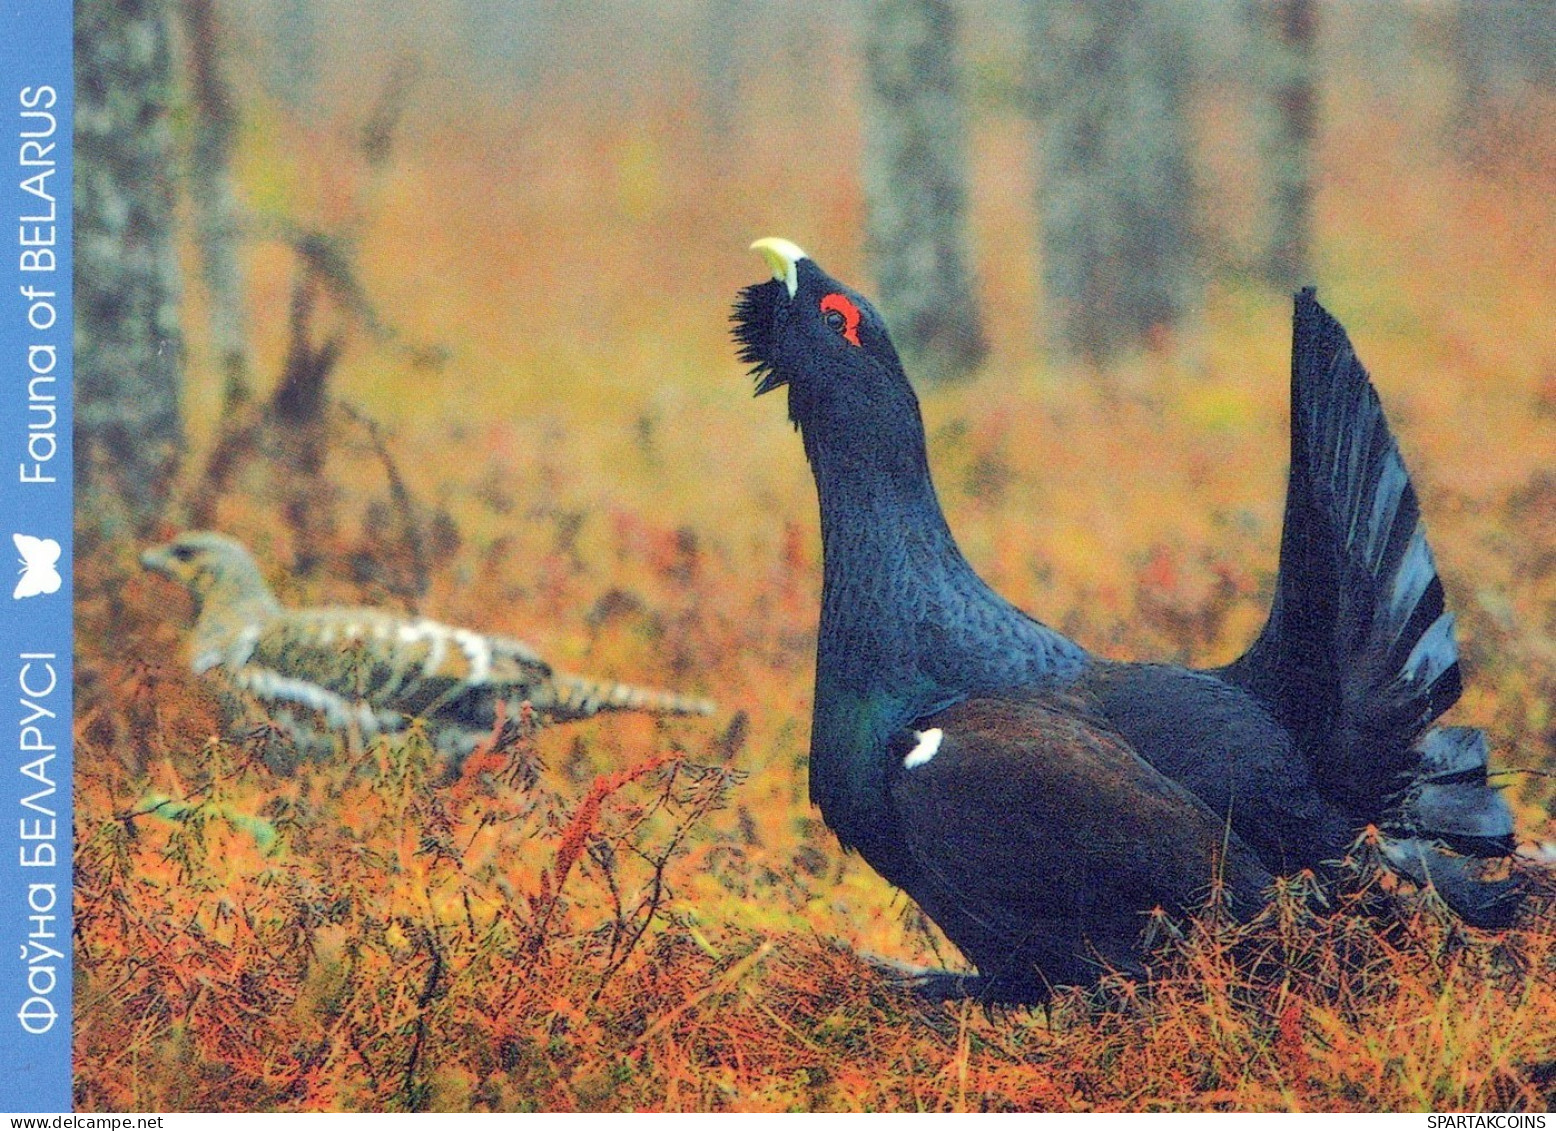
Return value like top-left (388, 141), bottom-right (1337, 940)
top-left (820, 293), bottom-right (862, 347)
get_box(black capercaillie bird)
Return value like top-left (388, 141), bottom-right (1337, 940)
top-left (142, 531), bottom-right (714, 769)
top-left (734, 237), bottom-right (1521, 1003)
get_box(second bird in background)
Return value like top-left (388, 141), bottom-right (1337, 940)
top-left (143, 531), bottom-right (715, 773)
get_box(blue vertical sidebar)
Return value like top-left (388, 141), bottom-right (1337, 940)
top-left (0, 0), bottom-right (73, 1114)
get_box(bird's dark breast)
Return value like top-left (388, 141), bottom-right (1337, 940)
top-left (808, 684), bottom-right (936, 889)
top-left (1074, 662), bottom-right (1357, 872)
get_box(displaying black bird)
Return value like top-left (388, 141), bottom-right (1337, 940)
top-left (734, 237), bottom-right (1521, 1003)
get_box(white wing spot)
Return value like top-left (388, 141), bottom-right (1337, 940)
top-left (232, 624), bottom-right (262, 663)
top-left (451, 627), bottom-right (492, 683)
top-left (422, 620), bottom-right (451, 673)
top-left (903, 728), bottom-right (943, 770)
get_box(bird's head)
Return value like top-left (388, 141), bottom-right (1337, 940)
top-left (734, 239), bottom-right (925, 470)
top-left (141, 531), bottom-right (277, 615)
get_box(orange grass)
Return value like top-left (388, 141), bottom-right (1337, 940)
top-left (75, 13), bottom-right (1555, 1112)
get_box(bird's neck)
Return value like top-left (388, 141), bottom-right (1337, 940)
top-left (812, 449), bottom-right (972, 659)
top-left (189, 575), bottom-right (283, 671)
top-left (809, 437), bottom-right (1081, 692)
top-left (803, 431), bottom-right (1086, 857)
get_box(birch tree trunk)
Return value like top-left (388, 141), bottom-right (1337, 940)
top-left (1251, 0), bottom-right (1316, 291)
top-left (862, 0), bottom-right (988, 383)
top-left (1028, 0), bottom-right (1198, 365)
top-left (181, 0), bottom-right (250, 408)
top-left (75, 0), bottom-right (184, 538)
top-left (1453, 0), bottom-right (1556, 160)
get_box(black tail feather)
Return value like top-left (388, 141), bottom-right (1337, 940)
top-left (1407, 781), bottom-right (1516, 858)
top-left (1223, 290), bottom-right (1520, 924)
top-left (1226, 289), bottom-right (1463, 819)
top-left (1401, 725), bottom-right (1517, 859)
top-left (1382, 837), bottom-right (1525, 929)
top-left (1415, 725), bottom-right (1492, 785)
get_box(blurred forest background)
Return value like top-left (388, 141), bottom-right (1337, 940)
top-left (74, 0), bottom-right (1554, 1112)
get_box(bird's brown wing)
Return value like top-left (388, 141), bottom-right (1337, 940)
top-left (234, 607), bottom-right (553, 733)
top-left (889, 694), bottom-right (1272, 991)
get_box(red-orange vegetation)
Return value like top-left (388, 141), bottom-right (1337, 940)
top-left (76, 21), bottom-right (1555, 1113)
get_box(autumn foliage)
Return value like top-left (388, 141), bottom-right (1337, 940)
top-left (73, 11), bottom-right (1555, 1112)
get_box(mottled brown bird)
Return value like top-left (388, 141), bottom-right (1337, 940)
top-left (143, 531), bottom-right (714, 768)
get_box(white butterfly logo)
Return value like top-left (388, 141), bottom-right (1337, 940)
top-left (12, 533), bottom-right (62, 599)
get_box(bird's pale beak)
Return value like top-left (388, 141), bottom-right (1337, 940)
top-left (140, 544), bottom-right (179, 578)
top-left (750, 237), bottom-right (807, 299)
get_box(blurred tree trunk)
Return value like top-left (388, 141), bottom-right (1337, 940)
top-left (181, 0), bottom-right (251, 408)
top-left (1250, 0), bottom-right (1316, 291)
top-left (861, 0), bottom-right (988, 383)
top-left (1452, 0), bottom-right (1556, 160)
top-left (75, 0), bottom-right (184, 540)
top-left (1027, 0), bottom-right (1198, 365)
top-left (701, 0), bottom-right (745, 144)
top-left (272, 0), bottom-right (320, 109)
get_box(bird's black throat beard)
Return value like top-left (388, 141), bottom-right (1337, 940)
top-left (731, 278), bottom-right (788, 397)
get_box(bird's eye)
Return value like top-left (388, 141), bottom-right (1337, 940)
top-left (819, 292), bottom-right (862, 347)
top-left (171, 546), bottom-right (197, 562)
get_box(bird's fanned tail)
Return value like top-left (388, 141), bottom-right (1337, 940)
top-left (1223, 289), bottom-right (1519, 923)
top-left (1384, 726), bottom-right (1522, 927)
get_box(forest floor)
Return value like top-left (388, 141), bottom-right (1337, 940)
top-left (72, 43), bottom-right (1556, 1111)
